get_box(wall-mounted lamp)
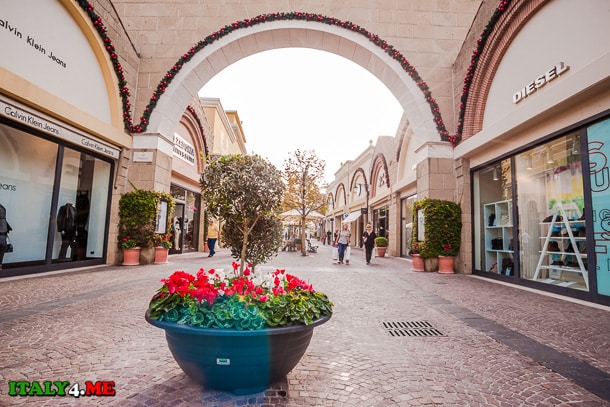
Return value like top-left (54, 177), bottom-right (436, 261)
top-left (492, 167), bottom-right (499, 181)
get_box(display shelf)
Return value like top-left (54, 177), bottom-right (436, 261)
top-left (533, 202), bottom-right (588, 289)
top-left (483, 199), bottom-right (514, 275)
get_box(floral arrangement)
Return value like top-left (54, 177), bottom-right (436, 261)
top-left (410, 242), bottom-right (421, 255)
top-left (148, 262), bottom-right (333, 330)
top-left (120, 236), bottom-right (137, 249)
top-left (441, 243), bottom-right (458, 256)
top-left (156, 235), bottom-right (173, 249)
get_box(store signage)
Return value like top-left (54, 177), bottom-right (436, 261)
top-left (512, 62), bottom-right (569, 104)
top-left (173, 134), bottom-right (196, 165)
top-left (0, 100), bottom-right (120, 159)
top-left (0, 17), bottom-right (68, 69)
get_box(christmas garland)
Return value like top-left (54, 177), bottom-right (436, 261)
top-left (77, 1), bottom-right (511, 146)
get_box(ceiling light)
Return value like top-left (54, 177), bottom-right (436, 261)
top-left (492, 167), bottom-right (499, 181)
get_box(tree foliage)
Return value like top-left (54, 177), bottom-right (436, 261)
top-left (200, 155), bottom-right (285, 272)
top-left (224, 215), bottom-right (284, 270)
top-left (282, 149), bottom-right (326, 255)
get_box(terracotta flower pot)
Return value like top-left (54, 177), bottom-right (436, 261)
top-left (411, 254), bottom-right (424, 272)
top-left (438, 255), bottom-right (455, 274)
top-left (376, 247), bottom-right (387, 257)
top-left (154, 247), bottom-right (169, 264)
top-left (122, 247), bottom-right (141, 266)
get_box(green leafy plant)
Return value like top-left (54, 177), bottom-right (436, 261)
top-left (155, 234), bottom-right (172, 249)
top-left (375, 236), bottom-right (388, 247)
top-left (120, 236), bottom-right (137, 249)
top-left (412, 198), bottom-right (462, 258)
top-left (148, 262), bottom-right (333, 329)
top-left (118, 188), bottom-right (175, 249)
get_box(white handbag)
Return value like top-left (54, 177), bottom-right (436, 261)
top-left (332, 247), bottom-right (338, 260)
top-left (345, 246), bottom-right (351, 261)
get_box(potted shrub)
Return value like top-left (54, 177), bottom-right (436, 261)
top-left (375, 236), bottom-right (388, 257)
top-left (412, 198), bottom-right (462, 272)
top-left (438, 243), bottom-right (458, 274)
top-left (118, 188), bottom-right (174, 265)
top-left (146, 262), bottom-right (333, 394)
top-left (147, 154), bottom-right (332, 394)
top-left (409, 242), bottom-right (424, 272)
top-left (153, 234), bottom-right (172, 264)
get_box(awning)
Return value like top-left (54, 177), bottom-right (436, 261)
top-left (342, 211), bottom-right (363, 223)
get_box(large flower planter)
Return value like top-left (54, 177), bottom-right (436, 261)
top-left (121, 247), bottom-right (141, 266)
top-left (438, 255), bottom-right (455, 274)
top-left (145, 311), bottom-right (331, 395)
top-left (411, 254), bottom-right (425, 272)
top-left (376, 247), bottom-right (387, 257)
top-left (154, 247), bottom-right (169, 264)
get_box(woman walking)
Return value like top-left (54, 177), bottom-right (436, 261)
top-left (362, 223), bottom-right (377, 265)
top-left (336, 223), bottom-right (351, 264)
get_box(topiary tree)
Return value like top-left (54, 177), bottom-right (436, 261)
top-left (200, 154), bottom-right (285, 273)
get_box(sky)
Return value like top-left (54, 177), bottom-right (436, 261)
top-left (198, 48), bottom-right (403, 184)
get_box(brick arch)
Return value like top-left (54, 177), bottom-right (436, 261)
top-left (370, 153), bottom-right (390, 197)
top-left (349, 168), bottom-right (369, 196)
top-left (461, 0), bottom-right (546, 140)
top-left (142, 16), bottom-right (444, 143)
top-left (335, 183), bottom-right (347, 207)
top-left (74, 5), bottom-right (449, 144)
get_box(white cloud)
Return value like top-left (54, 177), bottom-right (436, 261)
top-left (199, 48), bottom-right (403, 183)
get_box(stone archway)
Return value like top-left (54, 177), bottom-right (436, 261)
top-left (144, 17), bottom-right (441, 150)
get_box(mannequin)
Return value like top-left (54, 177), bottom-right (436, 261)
top-left (57, 203), bottom-right (77, 260)
top-left (0, 203), bottom-right (12, 267)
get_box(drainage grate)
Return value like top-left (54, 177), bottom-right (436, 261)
top-left (381, 321), bottom-right (445, 337)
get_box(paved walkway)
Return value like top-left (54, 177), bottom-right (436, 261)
top-left (1, 243), bottom-right (609, 406)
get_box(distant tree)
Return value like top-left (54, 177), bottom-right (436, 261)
top-left (200, 154), bottom-right (285, 273)
top-left (283, 149), bottom-right (326, 255)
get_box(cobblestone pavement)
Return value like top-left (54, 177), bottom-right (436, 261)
top-left (1, 244), bottom-right (609, 406)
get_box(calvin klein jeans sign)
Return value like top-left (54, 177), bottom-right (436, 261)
top-left (0, 100), bottom-right (120, 159)
top-left (512, 62), bottom-right (569, 104)
top-left (0, 17), bottom-right (68, 69)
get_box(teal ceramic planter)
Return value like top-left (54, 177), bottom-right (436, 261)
top-left (145, 310), bottom-right (331, 395)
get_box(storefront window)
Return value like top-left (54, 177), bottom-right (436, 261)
top-left (53, 147), bottom-right (111, 262)
top-left (474, 158), bottom-right (513, 275)
top-left (401, 195), bottom-right (417, 257)
top-left (1, 123), bottom-right (112, 270)
top-left (170, 184), bottom-right (200, 253)
top-left (516, 133), bottom-right (587, 291)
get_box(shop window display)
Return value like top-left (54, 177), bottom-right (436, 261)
top-left (515, 133), bottom-right (587, 291)
top-left (0, 123), bottom-right (111, 270)
top-left (474, 158), bottom-right (513, 276)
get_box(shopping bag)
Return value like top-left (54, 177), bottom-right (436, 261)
top-left (345, 246), bottom-right (351, 261)
top-left (332, 247), bottom-right (338, 261)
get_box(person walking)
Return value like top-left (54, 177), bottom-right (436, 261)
top-left (336, 223), bottom-right (351, 264)
top-left (362, 223), bottom-right (377, 265)
top-left (206, 219), bottom-right (219, 257)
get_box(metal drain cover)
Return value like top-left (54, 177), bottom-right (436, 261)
top-left (381, 321), bottom-right (444, 337)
